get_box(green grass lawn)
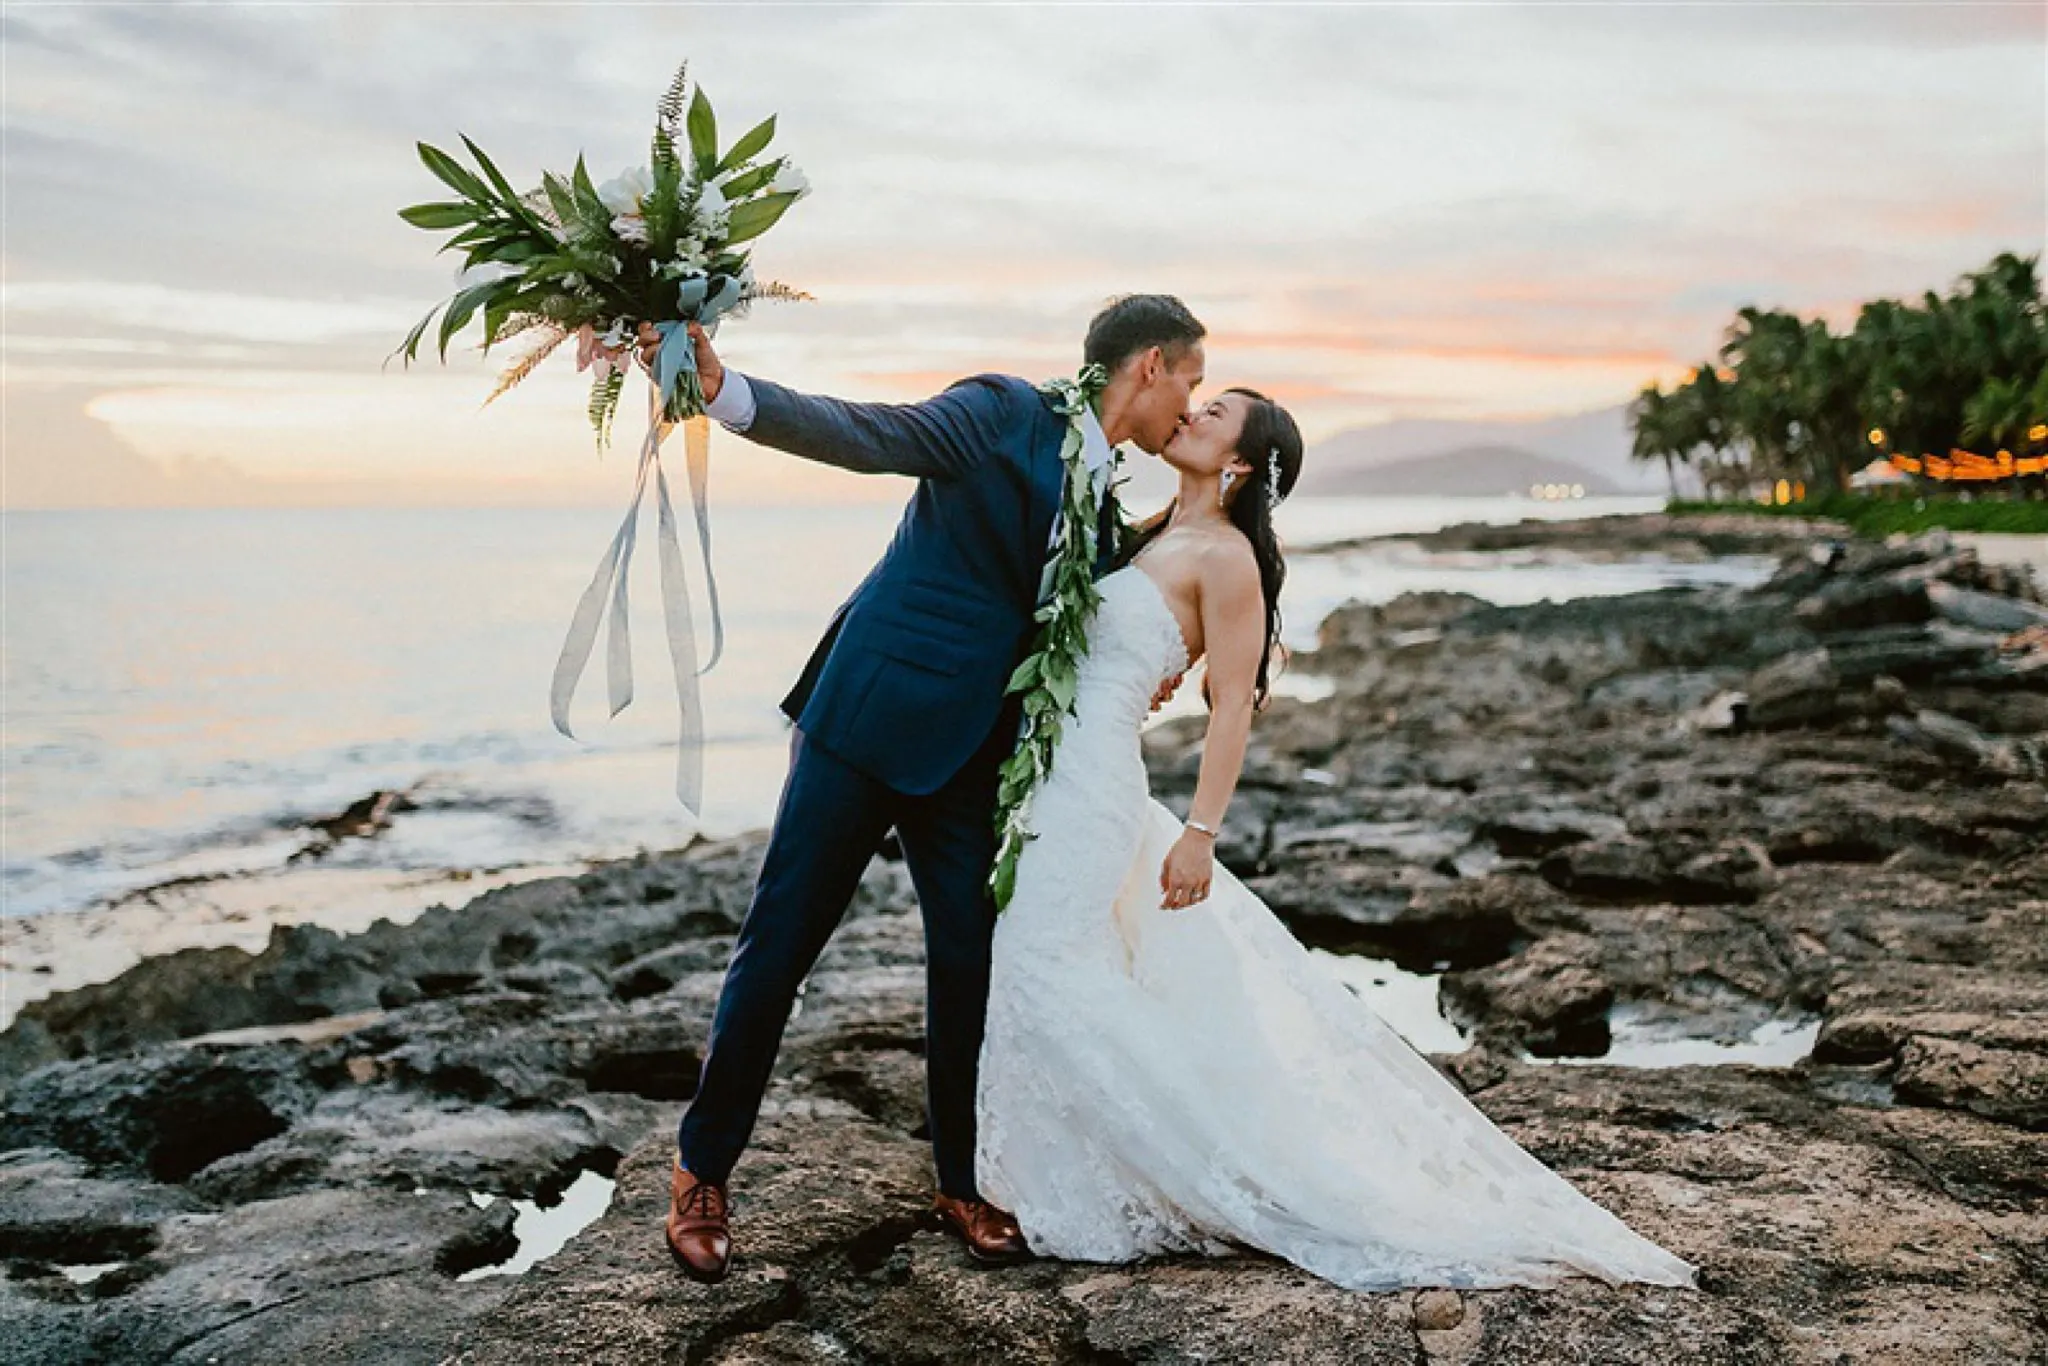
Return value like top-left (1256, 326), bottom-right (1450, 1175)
top-left (1667, 494), bottom-right (2048, 538)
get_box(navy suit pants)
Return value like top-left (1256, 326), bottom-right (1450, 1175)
top-left (676, 720), bottom-right (1007, 1199)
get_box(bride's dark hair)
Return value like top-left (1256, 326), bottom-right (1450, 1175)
top-left (1115, 387), bottom-right (1305, 709)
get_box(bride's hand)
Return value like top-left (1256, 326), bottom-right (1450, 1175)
top-left (1159, 829), bottom-right (1214, 911)
top-left (1150, 670), bottom-right (1185, 713)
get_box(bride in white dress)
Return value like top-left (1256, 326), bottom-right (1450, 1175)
top-left (974, 387), bottom-right (1698, 1292)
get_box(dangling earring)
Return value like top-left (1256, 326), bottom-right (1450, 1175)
top-left (1218, 470), bottom-right (1235, 508)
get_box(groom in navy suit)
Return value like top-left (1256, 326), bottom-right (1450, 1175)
top-left (649, 295), bottom-right (1207, 1281)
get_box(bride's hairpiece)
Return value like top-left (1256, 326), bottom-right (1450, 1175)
top-left (1266, 445), bottom-right (1284, 506)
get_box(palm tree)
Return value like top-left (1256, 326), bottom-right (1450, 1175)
top-left (1629, 249), bottom-right (2046, 505)
top-left (1719, 306), bottom-right (1808, 488)
top-left (1790, 320), bottom-right (1871, 493)
top-left (1627, 384), bottom-right (1685, 497)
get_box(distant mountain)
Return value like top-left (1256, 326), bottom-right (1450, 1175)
top-left (1297, 402), bottom-right (1692, 498)
top-left (1294, 443), bottom-right (1623, 498)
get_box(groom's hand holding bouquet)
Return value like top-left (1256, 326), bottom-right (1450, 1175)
top-left (637, 320), bottom-right (724, 403)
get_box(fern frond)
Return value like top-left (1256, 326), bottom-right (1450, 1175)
top-left (481, 325), bottom-right (569, 407)
top-left (588, 369), bottom-right (625, 452)
top-left (656, 61), bottom-right (690, 139)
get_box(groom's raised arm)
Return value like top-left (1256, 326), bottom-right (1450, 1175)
top-left (731, 371), bottom-right (1024, 481)
top-left (654, 321), bottom-right (1019, 480)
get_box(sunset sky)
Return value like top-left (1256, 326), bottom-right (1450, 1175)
top-left (3, 2), bottom-right (2042, 508)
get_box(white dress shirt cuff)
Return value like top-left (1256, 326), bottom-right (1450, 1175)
top-left (703, 369), bottom-right (757, 431)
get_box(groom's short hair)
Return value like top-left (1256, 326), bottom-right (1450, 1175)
top-left (1085, 295), bottom-right (1205, 373)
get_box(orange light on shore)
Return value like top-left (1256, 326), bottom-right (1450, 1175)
top-left (1773, 479), bottom-right (1792, 505)
top-left (2030, 424), bottom-right (2048, 443)
top-left (1868, 428), bottom-right (1886, 446)
top-left (1885, 447), bottom-right (2040, 480)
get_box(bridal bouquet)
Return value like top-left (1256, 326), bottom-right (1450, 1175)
top-left (390, 62), bottom-right (811, 816)
top-left (391, 61), bottom-right (810, 445)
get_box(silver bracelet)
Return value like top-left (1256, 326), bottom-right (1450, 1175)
top-left (1185, 818), bottom-right (1220, 839)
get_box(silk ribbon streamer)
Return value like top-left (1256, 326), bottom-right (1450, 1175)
top-left (548, 380), bottom-right (722, 815)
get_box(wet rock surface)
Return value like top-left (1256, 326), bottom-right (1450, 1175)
top-left (2, 516), bottom-right (2045, 1362)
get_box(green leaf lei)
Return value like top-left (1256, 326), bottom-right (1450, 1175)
top-left (989, 362), bottom-right (1113, 910)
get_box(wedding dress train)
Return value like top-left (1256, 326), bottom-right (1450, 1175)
top-left (974, 566), bottom-right (1698, 1291)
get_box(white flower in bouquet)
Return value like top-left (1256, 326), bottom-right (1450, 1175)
top-left (610, 212), bottom-right (650, 246)
top-left (769, 161), bottom-right (810, 199)
top-left (596, 165), bottom-right (652, 216)
top-left (660, 238), bottom-right (712, 279)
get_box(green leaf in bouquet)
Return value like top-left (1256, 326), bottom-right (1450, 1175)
top-left (540, 172), bottom-right (583, 232)
top-left (481, 297), bottom-right (513, 354)
top-left (569, 156), bottom-right (606, 224)
top-left (399, 201), bottom-right (479, 230)
top-left (443, 222), bottom-right (527, 257)
top-left (417, 141), bottom-right (489, 203)
top-left (458, 134), bottom-right (521, 208)
top-left (720, 190), bottom-right (800, 247)
top-left (686, 87), bottom-right (717, 176)
top-left (645, 155), bottom-right (683, 256)
top-left (716, 160), bottom-right (779, 200)
top-left (516, 254), bottom-right (589, 287)
top-left (715, 115), bottom-right (776, 176)
top-left (388, 301), bottom-right (444, 367)
top-left (451, 137), bottom-right (553, 241)
top-left (436, 280), bottom-right (504, 361)
top-left (568, 156), bottom-right (617, 239)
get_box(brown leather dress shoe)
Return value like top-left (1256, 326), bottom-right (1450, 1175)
top-left (664, 1159), bottom-right (732, 1283)
top-left (931, 1192), bottom-right (1031, 1264)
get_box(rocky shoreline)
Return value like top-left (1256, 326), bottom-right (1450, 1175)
top-left (3, 514), bottom-right (2045, 1363)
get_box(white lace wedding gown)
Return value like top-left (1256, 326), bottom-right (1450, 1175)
top-left (974, 566), bottom-right (1698, 1291)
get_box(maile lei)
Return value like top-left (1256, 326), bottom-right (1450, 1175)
top-left (989, 362), bottom-right (1115, 910)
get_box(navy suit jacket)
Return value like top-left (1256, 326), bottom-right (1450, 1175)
top-left (742, 372), bottom-right (1109, 796)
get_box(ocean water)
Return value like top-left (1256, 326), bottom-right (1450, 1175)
top-left (2, 495), bottom-right (1774, 920)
